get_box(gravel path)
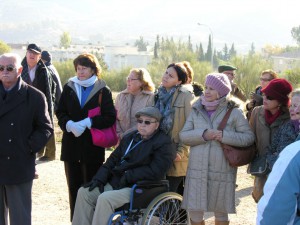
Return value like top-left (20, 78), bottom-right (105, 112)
top-left (32, 144), bottom-right (257, 225)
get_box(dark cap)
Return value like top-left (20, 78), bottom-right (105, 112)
top-left (27, 43), bottom-right (42, 54)
top-left (135, 107), bottom-right (162, 122)
top-left (218, 65), bottom-right (237, 73)
top-left (41, 50), bottom-right (52, 62)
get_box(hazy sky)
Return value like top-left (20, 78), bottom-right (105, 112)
top-left (1, 0), bottom-right (299, 52)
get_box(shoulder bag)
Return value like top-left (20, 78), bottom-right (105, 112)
top-left (218, 107), bottom-right (256, 167)
top-left (88, 89), bottom-right (118, 148)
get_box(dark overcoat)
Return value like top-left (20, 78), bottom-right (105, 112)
top-left (0, 78), bottom-right (53, 184)
top-left (56, 79), bottom-right (116, 164)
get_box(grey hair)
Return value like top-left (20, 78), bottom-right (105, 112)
top-left (0, 53), bottom-right (22, 68)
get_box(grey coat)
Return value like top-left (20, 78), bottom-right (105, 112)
top-left (180, 97), bottom-right (254, 213)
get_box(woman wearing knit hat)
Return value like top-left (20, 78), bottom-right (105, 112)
top-left (180, 73), bottom-right (255, 225)
top-left (154, 62), bottom-right (195, 194)
top-left (249, 78), bottom-right (292, 203)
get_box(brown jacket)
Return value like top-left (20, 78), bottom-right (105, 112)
top-left (166, 84), bottom-right (195, 177)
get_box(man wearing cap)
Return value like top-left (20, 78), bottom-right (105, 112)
top-left (72, 107), bottom-right (176, 225)
top-left (218, 65), bottom-right (247, 102)
top-left (21, 44), bottom-right (56, 162)
top-left (0, 53), bottom-right (53, 225)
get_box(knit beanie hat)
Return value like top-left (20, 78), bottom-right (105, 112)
top-left (261, 78), bottom-right (292, 106)
top-left (205, 73), bottom-right (232, 97)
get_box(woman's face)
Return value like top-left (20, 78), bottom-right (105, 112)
top-left (136, 115), bottom-right (159, 139)
top-left (263, 94), bottom-right (280, 114)
top-left (126, 71), bottom-right (142, 95)
top-left (289, 95), bottom-right (300, 120)
top-left (161, 67), bottom-right (181, 90)
top-left (204, 84), bottom-right (219, 102)
top-left (260, 73), bottom-right (272, 88)
top-left (76, 65), bottom-right (94, 81)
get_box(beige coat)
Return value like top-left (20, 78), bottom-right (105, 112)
top-left (165, 84), bottom-right (195, 177)
top-left (115, 89), bottom-right (154, 138)
top-left (249, 105), bottom-right (290, 202)
top-left (180, 97), bottom-right (255, 213)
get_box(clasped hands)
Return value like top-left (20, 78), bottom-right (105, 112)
top-left (66, 118), bottom-right (92, 137)
top-left (203, 129), bottom-right (223, 142)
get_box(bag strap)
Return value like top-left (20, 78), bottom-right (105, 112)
top-left (217, 107), bottom-right (234, 131)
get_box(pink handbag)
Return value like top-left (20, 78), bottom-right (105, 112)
top-left (88, 90), bottom-right (118, 148)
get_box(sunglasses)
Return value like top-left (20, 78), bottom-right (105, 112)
top-left (263, 94), bottom-right (275, 101)
top-left (137, 119), bottom-right (157, 125)
top-left (0, 65), bottom-right (15, 72)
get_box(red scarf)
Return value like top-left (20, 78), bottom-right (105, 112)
top-left (265, 109), bottom-right (282, 125)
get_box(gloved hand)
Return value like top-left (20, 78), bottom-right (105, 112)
top-left (118, 174), bottom-right (128, 189)
top-left (83, 180), bottom-right (104, 193)
top-left (112, 166), bottom-right (125, 176)
top-left (66, 120), bottom-right (86, 137)
top-left (78, 117), bottom-right (92, 129)
top-left (252, 93), bottom-right (263, 105)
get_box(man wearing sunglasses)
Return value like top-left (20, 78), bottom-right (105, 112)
top-left (0, 53), bottom-right (53, 225)
top-left (21, 43), bottom-right (57, 163)
top-left (218, 64), bottom-right (247, 102)
top-left (72, 107), bottom-right (176, 225)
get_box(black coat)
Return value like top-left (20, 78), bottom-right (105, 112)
top-left (56, 79), bottom-right (116, 163)
top-left (93, 130), bottom-right (176, 189)
top-left (0, 78), bottom-right (53, 184)
top-left (21, 59), bottom-right (55, 122)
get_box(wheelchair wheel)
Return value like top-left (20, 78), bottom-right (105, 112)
top-left (141, 192), bottom-right (189, 225)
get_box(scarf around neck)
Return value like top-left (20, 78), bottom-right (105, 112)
top-left (69, 75), bottom-right (98, 105)
top-left (265, 109), bottom-right (282, 125)
top-left (155, 85), bottom-right (178, 134)
top-left (200, 94), bottom-right (223, 111)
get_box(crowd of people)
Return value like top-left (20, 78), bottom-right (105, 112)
top-left (0, 45), bottom-right (299, 225)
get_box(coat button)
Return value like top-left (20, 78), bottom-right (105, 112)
top-left (8, 139), bottom-right (12, 142)
top-left (11, 123), bottom-right (14, 126)
top-left (7, 157), bottom-right (10, 160)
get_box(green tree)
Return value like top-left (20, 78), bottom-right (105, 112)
top-left (134, 36), bottom-right (148, 51)
top-left (205, 35), bottom-right (212, 62)
top-left (154, 42), bottom-right (158, 59)
top-left (223, 44), bottom-right (229, 61)
top-left (53, 59), bottom-right (74, 86)
top-left (188, 35), bottom-right (193, 52)
top-left (0, 40), bottom-right (11, 54)
top-left (91, 51), bottom-right (108, 71)
top-left (249, 43), bottom-right (255, 56)
top-left (229, 43), bottom-right (237, 59)
top-left (60, 32), bottom-right (71, 49)
top-left (291, 25), bottom-right (300, 45)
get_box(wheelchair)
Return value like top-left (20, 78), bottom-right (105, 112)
top-left (108, 180), bottom-right (190, 225)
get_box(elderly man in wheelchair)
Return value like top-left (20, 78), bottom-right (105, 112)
top-left (72, 107), bottom-right (181, 225)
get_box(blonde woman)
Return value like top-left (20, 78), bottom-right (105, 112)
top-left (115, 68), bottom-right (155, 139)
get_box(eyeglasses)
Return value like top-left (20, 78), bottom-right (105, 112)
top-left (137, 119), bottom-right (157, 125)
top-left (262, 94), bottom-right (275, 101)
top-left (0, 65), bottom-right (16, 72)
top-left (127, 76), bottom-right (139, 82)
top-left (223, 72), bottom-right (235, 77)
top-left (260, 78), bottom-right (271, 82)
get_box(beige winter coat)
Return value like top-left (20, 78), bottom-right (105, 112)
top-left (115, 89), bottom-right (154, 139)
top-left (165, 84), bottom-right (195, 177)
top-left (180, 97), bottom-right (255, 213)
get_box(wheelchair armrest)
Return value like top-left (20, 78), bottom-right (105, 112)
top-left (135, 180), bottom-right (169, 188)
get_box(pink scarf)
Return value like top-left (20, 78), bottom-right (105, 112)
top-left (201, 95), bottom-right (222, 111)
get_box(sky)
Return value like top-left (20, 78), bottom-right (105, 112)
top-left (0, 0), bottom-right (299, 53)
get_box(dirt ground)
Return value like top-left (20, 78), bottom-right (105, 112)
top-left (32, 143), bottom-right (257, 225)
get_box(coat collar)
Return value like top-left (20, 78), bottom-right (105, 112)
top-left (0, 78), bottom-right (27, 118)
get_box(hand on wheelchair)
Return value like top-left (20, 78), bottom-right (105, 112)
top-left (83, 180), bottom-right (104, 193)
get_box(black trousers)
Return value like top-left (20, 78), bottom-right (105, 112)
top-left (64, 161), bottom-right (103, 221)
